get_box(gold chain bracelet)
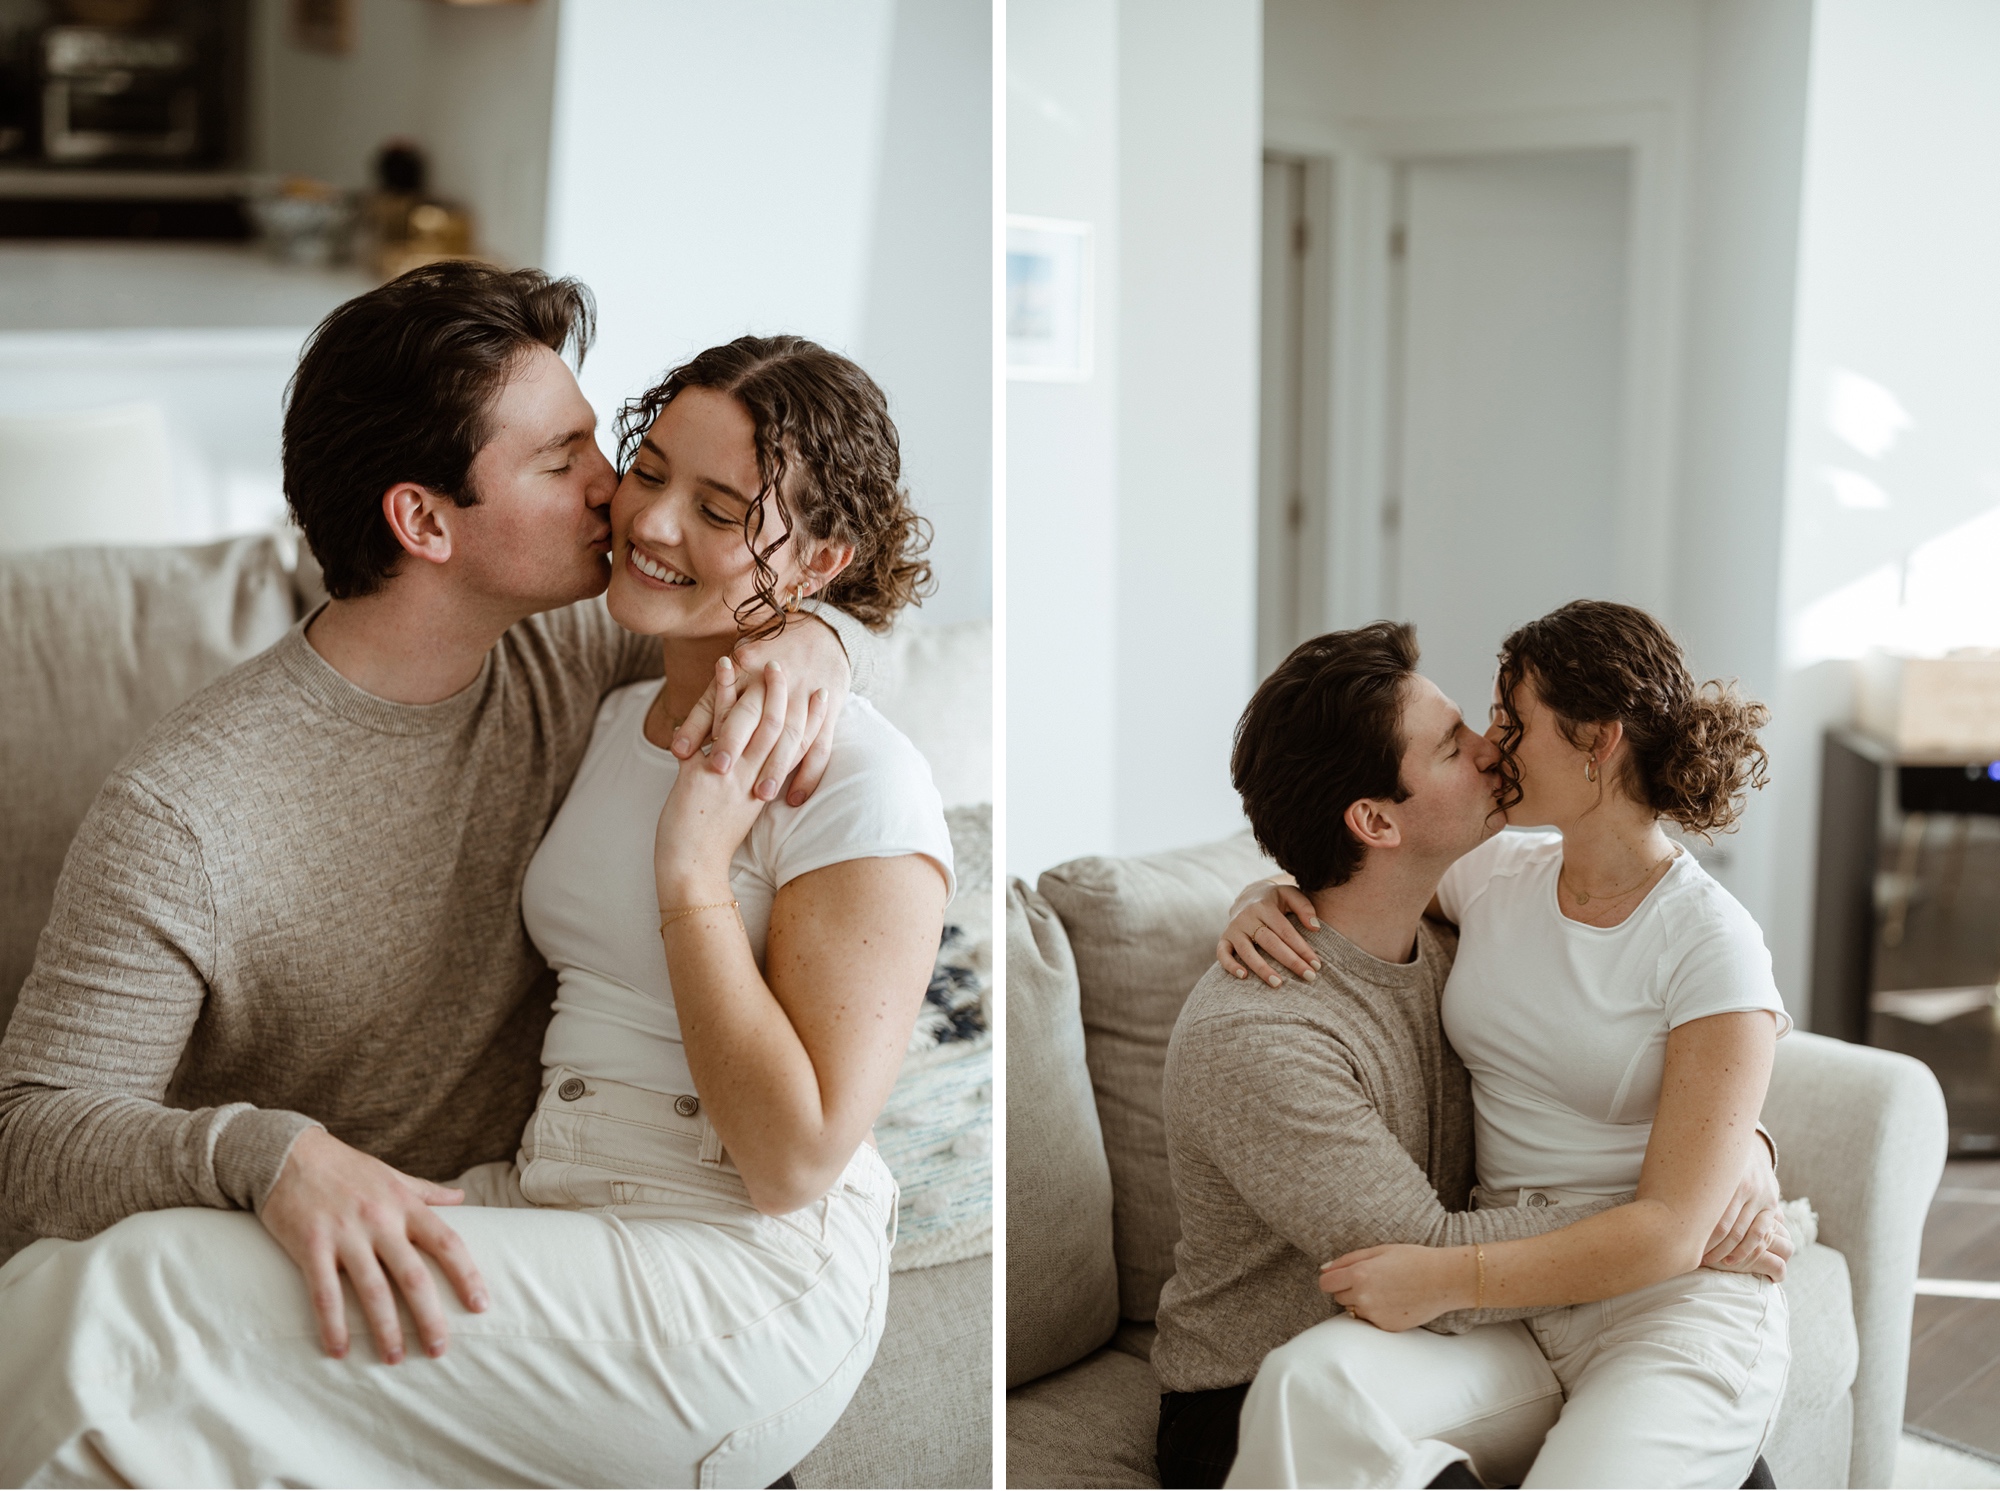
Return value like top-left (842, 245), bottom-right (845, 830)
top-left (659, 899), bottom-right (740, 933)
top-left (1474, 1244), bottom-right (1487, 1310)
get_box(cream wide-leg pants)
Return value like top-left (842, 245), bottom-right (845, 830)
top-left (1226, 1267), bottom-right (1790, 1490)
top-left (0, 1070), bottom-right (898, 1489)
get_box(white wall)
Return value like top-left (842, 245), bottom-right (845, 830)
top-left (1114, 0), bottom-right (1263, 856)
top-left (1006, 0), bottom-right (1121, 877)
top-left (1670, 0), bottom-right (1817, 1011)
top-left (250, 0), bottom-right (561, 269)
top-left (853, 0), bottom-right (995, 629)
top-left (1266, 0), bottom-right (1704, 126)
top-left (1007, 0), bottom-right (1263, 877)
top-left (1761, 0), bottom-right (2000, 1017)
top-left (544, 0), bottom-right (991, 624)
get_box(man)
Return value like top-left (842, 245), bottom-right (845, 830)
top-left (1151, 624), bottom-right (1783, 1489)
top-left (0, 263), bottom-right (871, 1483)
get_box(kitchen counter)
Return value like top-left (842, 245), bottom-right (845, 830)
top-left (0, 242), bottom-right (371, 331)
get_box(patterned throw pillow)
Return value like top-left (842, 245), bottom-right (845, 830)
top-left (876, 804), bottom-right (992, 1270)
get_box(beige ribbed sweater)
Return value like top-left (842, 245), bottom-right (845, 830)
top-left (1152, 918), bottom-right (1615, 1394)
top-left (0, 600), bottom-right (876, 1240)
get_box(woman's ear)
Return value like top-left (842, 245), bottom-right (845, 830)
top-left (1591, 719), bottom-right (1627, 766)
top-left (798, 540), bottom-right (856, 598)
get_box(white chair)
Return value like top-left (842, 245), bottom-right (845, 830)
top-left (0, 403), bottom-right (175, 553)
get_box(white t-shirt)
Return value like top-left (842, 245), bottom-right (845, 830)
top-left (1436, 830), bottom-right (1791, 1197)
top-left (522, 681), bottom-right (955, 1098)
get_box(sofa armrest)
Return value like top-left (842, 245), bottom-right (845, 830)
top-left (1762, 1031), bottom-right (1946, 1489)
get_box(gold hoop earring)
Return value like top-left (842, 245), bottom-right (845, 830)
top-left (784, 583), bottom-right (806, 614)
top-left (1584, 757), bottom-right (1599, 784)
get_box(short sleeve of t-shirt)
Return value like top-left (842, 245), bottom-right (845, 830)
top-left (1436, 831), bottom-right (1555, 925)
top-left (750, 700), bottom-right (956, 900)
top-left (1659, 887), bottom-right (1793, 1037)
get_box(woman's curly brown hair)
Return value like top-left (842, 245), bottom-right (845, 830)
top-left (615, 334), bottom-right (933, 640)
top-left (1491, 600), bottom-right (1769, 838)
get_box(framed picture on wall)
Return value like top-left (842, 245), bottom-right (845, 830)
top-left (1007, 215), bottom-right (1093, 382)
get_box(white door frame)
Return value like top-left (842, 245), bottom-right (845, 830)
top-left (1264, 105), bottom-right (1689, 634)
top-left (1258, 150), bottom-right (1337, 663)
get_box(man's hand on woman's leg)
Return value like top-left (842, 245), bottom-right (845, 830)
top-left (259, 1127), bottom-right (490, 1362)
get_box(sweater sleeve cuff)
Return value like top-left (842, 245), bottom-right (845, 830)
top-left (213, 1107), bottom-right (324, 1213)
top-left (798, 602), bottom-right (884, 702)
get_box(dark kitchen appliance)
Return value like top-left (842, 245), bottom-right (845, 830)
top-left (42, 23), bottom-right (200, 161)
top-left (0, 0), bottom-right (249, 237)
top-left (0, 0), bottom-right (244, 170)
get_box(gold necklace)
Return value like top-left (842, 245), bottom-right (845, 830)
top-left (1561, 847), bottom-right (1678, 906)
top-left (645, 686), bottom-right (691, 748)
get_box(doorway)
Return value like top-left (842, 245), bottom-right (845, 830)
top-left (1384, 148), bottom-right (1634, 718)
top-left (1256, 152), bottom-right (1330, 679)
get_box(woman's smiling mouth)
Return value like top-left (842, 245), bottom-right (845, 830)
top-left (627, 546), bottom-right (695, 587)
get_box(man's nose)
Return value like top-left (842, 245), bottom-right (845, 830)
top-left (585, 448), bottom-right (618, 508)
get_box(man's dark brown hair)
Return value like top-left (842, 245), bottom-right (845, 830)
top-left (1231, 622), bottom-right (1419, 892)
top-left (282, 262), bottom-right (596, 599)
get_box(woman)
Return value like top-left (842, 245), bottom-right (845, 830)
top-left (1218, 601), bottom-right (1790, 1490)
top-left (507, 334), bottom-right (954, 1486)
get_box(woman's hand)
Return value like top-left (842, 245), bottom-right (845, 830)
top-left (1701, 1134), bottom-right (1782, 1270)
top-left (655, 657), bottom-right (828, 900)
top-left (1318, 1243), bottom-right (1471, 1332)
top-left (669, 617), bottom-right (850, 807)
top-left (1218, 880), bottom-right (1322, 986)
top-left (1705, 1206), bottom-right (1792, 1283)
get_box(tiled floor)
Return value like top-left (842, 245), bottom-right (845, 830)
top-left (1905, 1159), bottom-right (2000, 1464)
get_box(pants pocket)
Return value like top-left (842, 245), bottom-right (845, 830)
top-left (694, 1245), bottom-right (889, 1489)
top-left (1601, 1272), bottom-right (1779, 1402)
top-left (1528, 1301), bottom-right (1583, 1360)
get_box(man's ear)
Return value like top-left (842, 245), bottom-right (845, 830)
top-left (381, 482), bottom-right (455, 569)
top-left (1344, 796), bottom-right (1404, 853)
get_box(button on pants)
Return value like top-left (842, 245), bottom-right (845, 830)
top-left (1226, 1268), bottom-right (1789, 1489)
top-left (0, 1072), bottom-right (898, 1489)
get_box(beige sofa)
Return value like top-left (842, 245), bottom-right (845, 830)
top-left (0, 534), bottom-right (991, 1490)
top-left (1006, 836), bottom-right (1949, 1489)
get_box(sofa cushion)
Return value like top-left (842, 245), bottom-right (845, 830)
top-left (796, 1254), bottom-right (992, 1489)
top-left (1038, 832), bottom-right (1277, 1321)
top-left (1768, 1239), bottom-right (1859, 1489)
top-left (0, 535), bottom-right (298, 1028)
top-left (869, 617), bottom-right (990, 809)
top-left (1006, 1343), bottom-right (1162, 1489)
top-left (1005, 879), bottom-right (1119, 1387)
